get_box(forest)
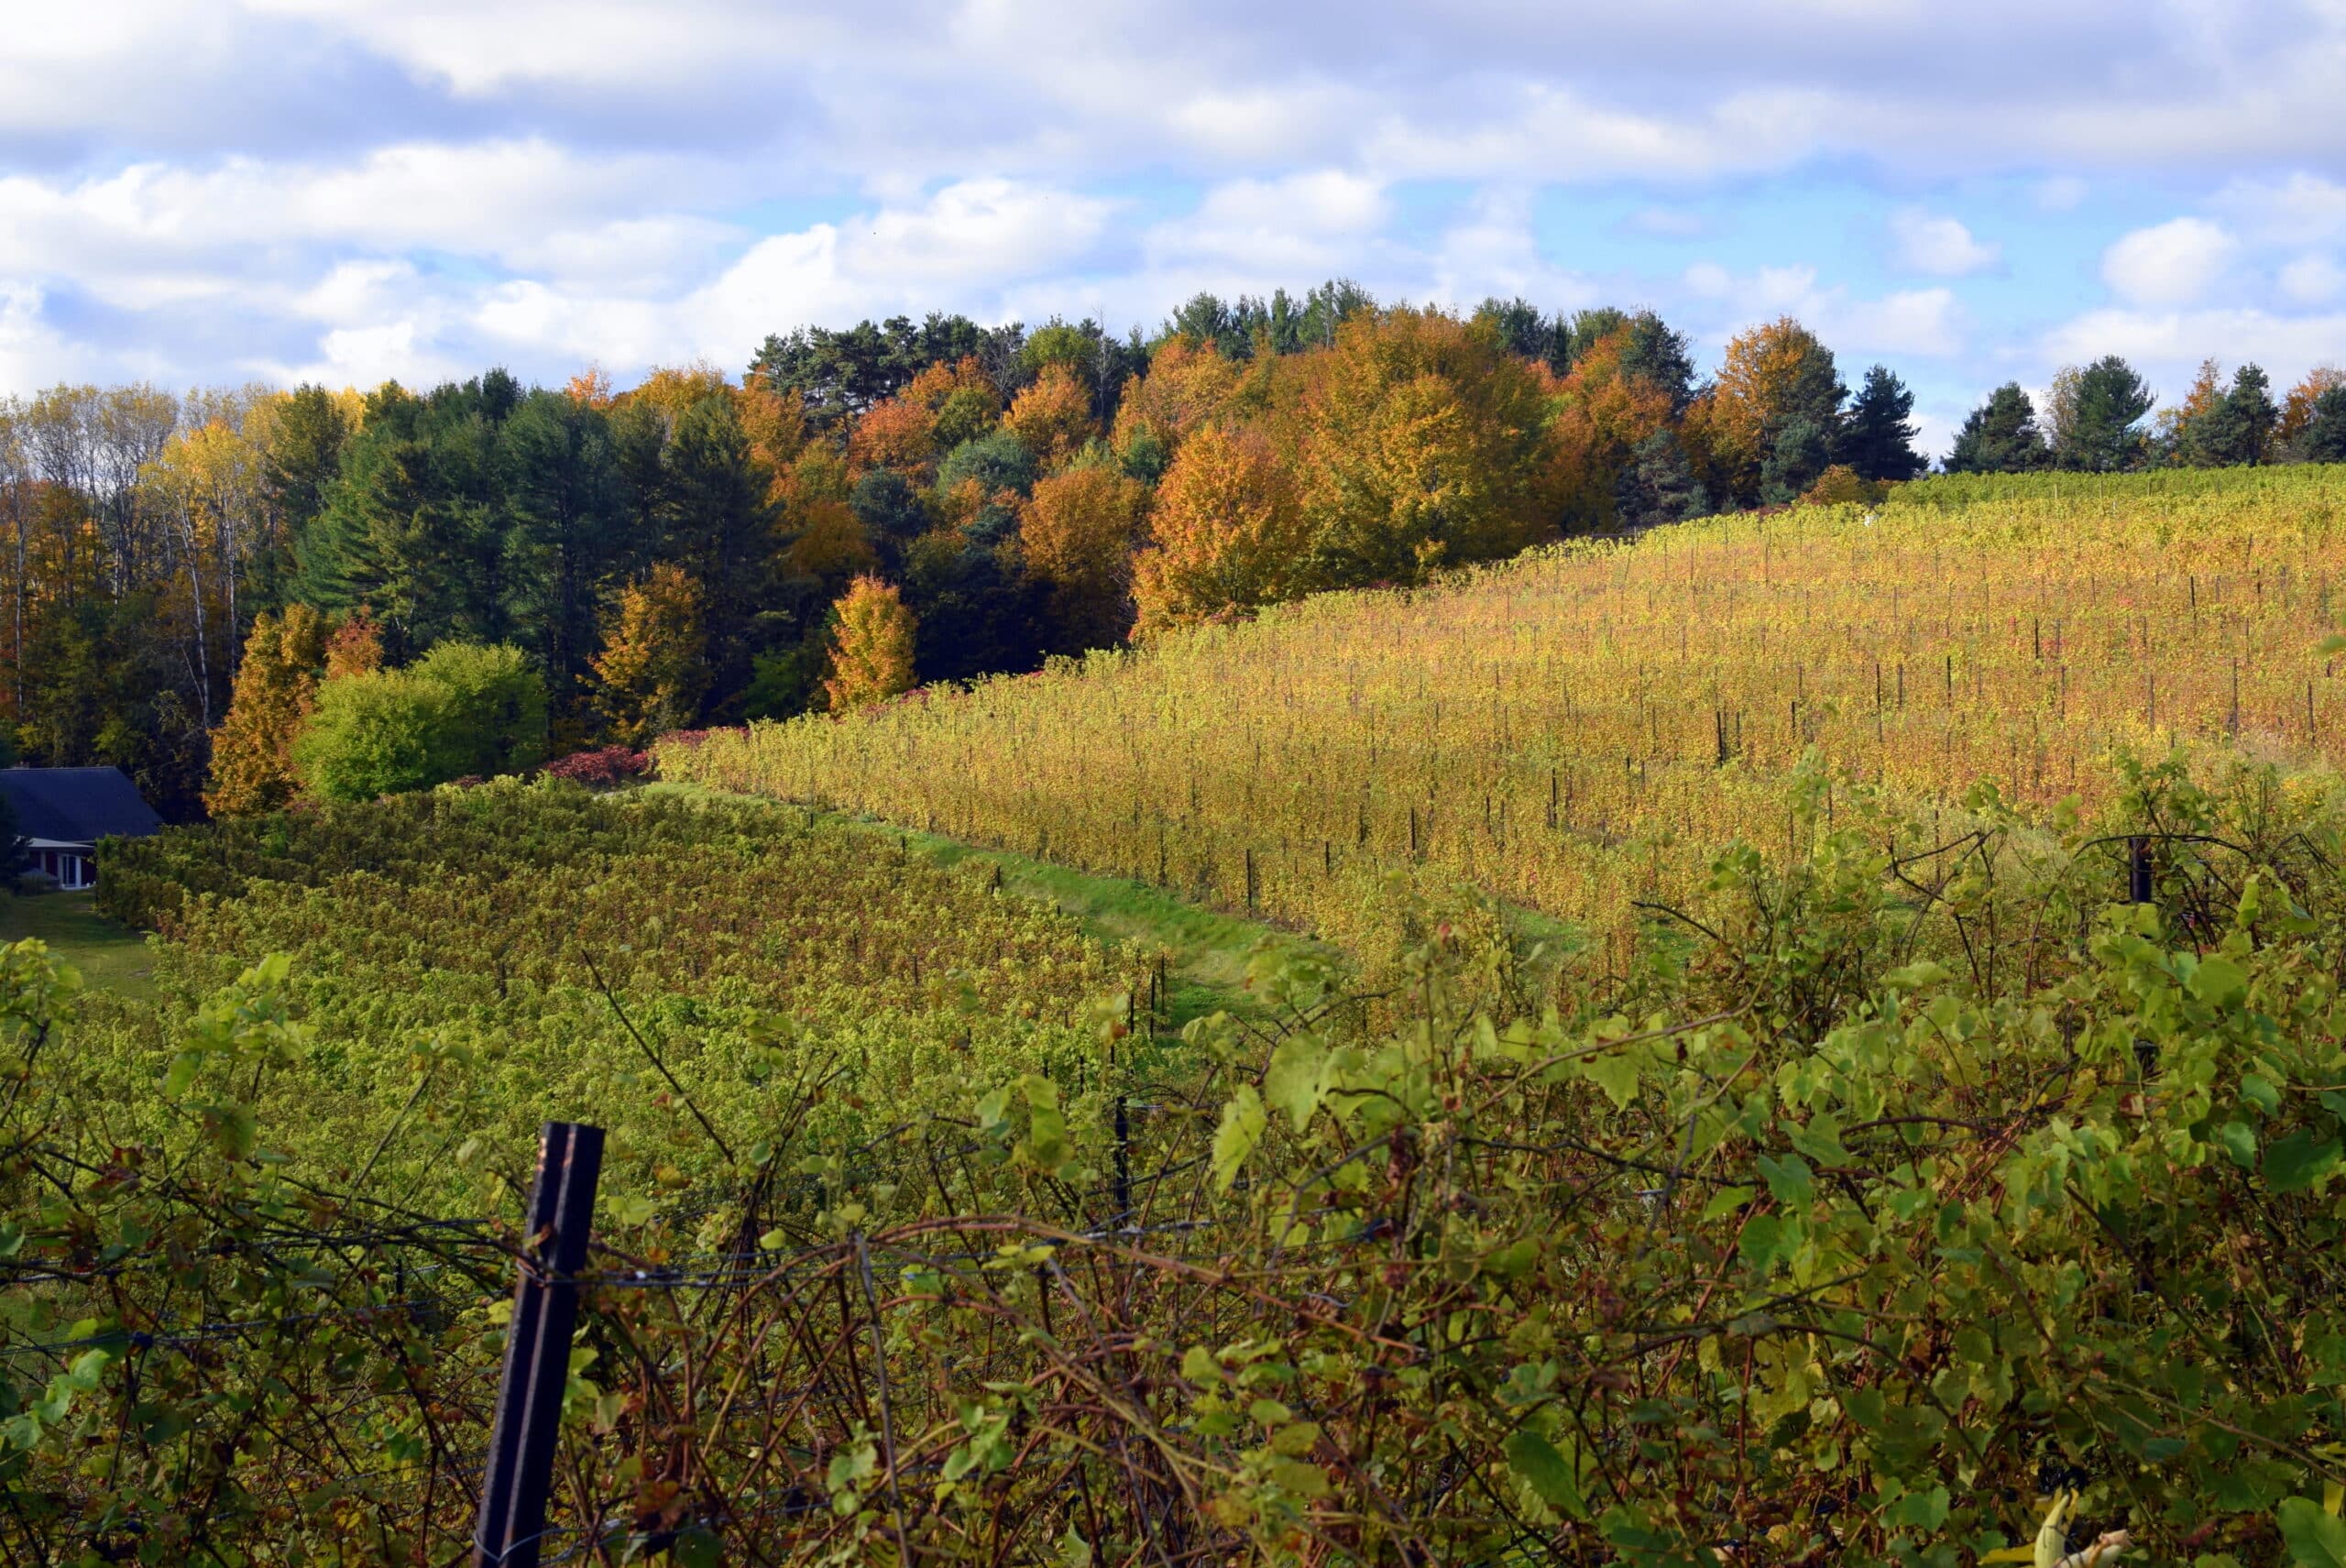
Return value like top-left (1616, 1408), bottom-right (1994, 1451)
top-left (6, 280), bottom-right (2343, 823)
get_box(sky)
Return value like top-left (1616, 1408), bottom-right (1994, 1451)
top-left (5, 1), bottom-right (2346, 455)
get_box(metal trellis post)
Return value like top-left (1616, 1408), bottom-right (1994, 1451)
top-left (475, 1121), bottom-right (606, 1568)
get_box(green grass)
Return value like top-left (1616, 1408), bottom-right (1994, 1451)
top-left (643, 781), bottom-right (1332, 1027)
top-left (1, 889), bottom-right (157, 999)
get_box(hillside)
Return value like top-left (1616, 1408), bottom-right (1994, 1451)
top-left (662, 464), bottom-right (2346, 962)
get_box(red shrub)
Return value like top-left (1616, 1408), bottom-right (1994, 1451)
top-left (542, 747), bottom-right (652, 790)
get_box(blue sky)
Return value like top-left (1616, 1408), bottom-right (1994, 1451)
top-left (5, 1), bottom-right (2345, 455)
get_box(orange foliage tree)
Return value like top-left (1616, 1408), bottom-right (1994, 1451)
top-left (203, 604), bottom-right (331, 817)
top-left (1541, 324), bottom-right (1676, 530)
top-left (323, 606), bottom-right (384, 681)
top-left (1020, 465), bottom-right (1147, 652)
top-left (848, 358), bottom-right (1000, 477)
top-left (2283, 367), bottom-right (2346, 447)
top-left (1003, 365), bottom-right (1100, 473)
top-left (1131, 425), bottom-right (1307, 636)
top-left (823, 576), bottom-right (918, 710)
top-left (1110, 339), bottom-right (1250, 472)
top-left (1691, 316), bottom-right (1842, 504)
top-left (592, 564), bottom-right (709, 745)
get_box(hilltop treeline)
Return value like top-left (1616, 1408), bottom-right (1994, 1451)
top-left (2, 283), bottom-right (2341, 817)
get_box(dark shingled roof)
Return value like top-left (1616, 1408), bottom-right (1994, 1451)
top-left (0, 768), bottom-right (163, 845)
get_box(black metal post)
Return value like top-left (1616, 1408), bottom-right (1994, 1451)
top-left (476, 1121), bottom-right (606, 1568)
top-left (2129, 836), bottom-right (2153, 905)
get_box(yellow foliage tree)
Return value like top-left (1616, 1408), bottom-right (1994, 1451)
top-left (1131, 425), bottom-right (1307, 636)
top-left (1020, 465), bottom-right (1146, 651)
top-left (1274, 307), bottom-right (1566, 583)
top-left (204, 604), bottom-right (331, 817)
top-left (733, 381), bottom-right (809, 493)
top-left (785, 498), bottom-right (880, 583)
top-left (592, 565), bottom-right (710, 745)
top-left (1003, 365), bottom-right (1099, 472)
top-left (1110, 338), bottom-right (1249, 465)
top-left (621, 361), bottom-right (732, 435)
top-left (823, 576), bottom-right (918, 710)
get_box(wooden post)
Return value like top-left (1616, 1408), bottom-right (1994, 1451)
top-left (476, 1122), bottom-right (606, 1568)
top-left (2129, 837), bottom-right (2153, 906)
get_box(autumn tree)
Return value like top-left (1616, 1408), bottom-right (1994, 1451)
top-left (592, 564), bottom-right (710, 745)
top-left (1131, 424), bottom-right (1308, 634)
top-left (1003, 365), bottom-right (1100, 473)
top-left (1110, 338), bottom-right (1250, 478)
top-left (823, 576), bottom-right (917, 710)
top-left (2280, 367), bottom-right (2346, 450)
top-left (1020, 464), bottom-right (1146, 652)
top-left (1691, 316), bottom-right (1846, 504)
top-left (203, 604), bottom-right (330, 817)
top-left (848, 357), bottom-right (1000, 477)
top-left (1276, 307), bottom-right (1566, 582)
top-left (1546, 323), bottom-right (1676, 530)
top-left (324, 606), bottom-right (384, 679)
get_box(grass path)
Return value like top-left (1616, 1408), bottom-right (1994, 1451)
top-left (0, 890), bottom-right (157, 999)
top-left (645, 782), bottom-right (1331, 1028)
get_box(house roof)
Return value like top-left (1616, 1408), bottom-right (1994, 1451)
top-left (0, 768), bottom-right (164, 845)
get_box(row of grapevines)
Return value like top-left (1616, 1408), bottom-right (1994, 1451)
top-left (81, 778), bottom-right (1147, 1214)
top-left (658, 465), bottom-right (2346, 962)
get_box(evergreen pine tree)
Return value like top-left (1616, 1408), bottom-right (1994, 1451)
top-left (1945, 384), bottom-right (2051, 473)
top-left (1835, 366), bottom-right (1928, 482)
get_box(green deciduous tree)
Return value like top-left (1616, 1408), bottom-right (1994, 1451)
top-left (294, 641), bottom-right (546, 802)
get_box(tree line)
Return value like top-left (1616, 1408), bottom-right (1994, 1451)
top-left (0, 283), bottom-right (2338, 821)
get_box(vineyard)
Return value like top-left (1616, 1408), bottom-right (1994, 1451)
top-left (85, 781), bottom-right (1142, 1209)
top-left (11, 467), bottom-right (2346, 1563)
top-left (9, 761), bottom-right (2346, 1561)
top-left (661, 465), bottom-right (2346, 965)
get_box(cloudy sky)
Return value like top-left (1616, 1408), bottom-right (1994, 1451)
top-left (5, 1), bottom-right (2346, 453)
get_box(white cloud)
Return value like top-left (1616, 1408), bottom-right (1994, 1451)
top-left (1890, 209), bottom-right (2000, 275)
top-left (2213, 172), bottom-right (2346, 245)
top-left (2100, 217), bottom-right (2235, 308)
top-left (1684, 262), bottom-right (1962, 356)
top-left (0, 282), bottom-right (78, 390)
top-left (2281, 254), bottom-right (2346, 306)
top-left (2041, 305), bottom-right (2346, 400)
top-left (688, 179), bottom-right (1118, 362)
top-left (1425, 191), bottom-right (1600, 314)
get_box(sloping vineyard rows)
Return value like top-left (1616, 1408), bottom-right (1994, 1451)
top-left (84, 781), bottom-right (1144, 1212)
top-left (661, 466), bottom-right (2346, 959)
